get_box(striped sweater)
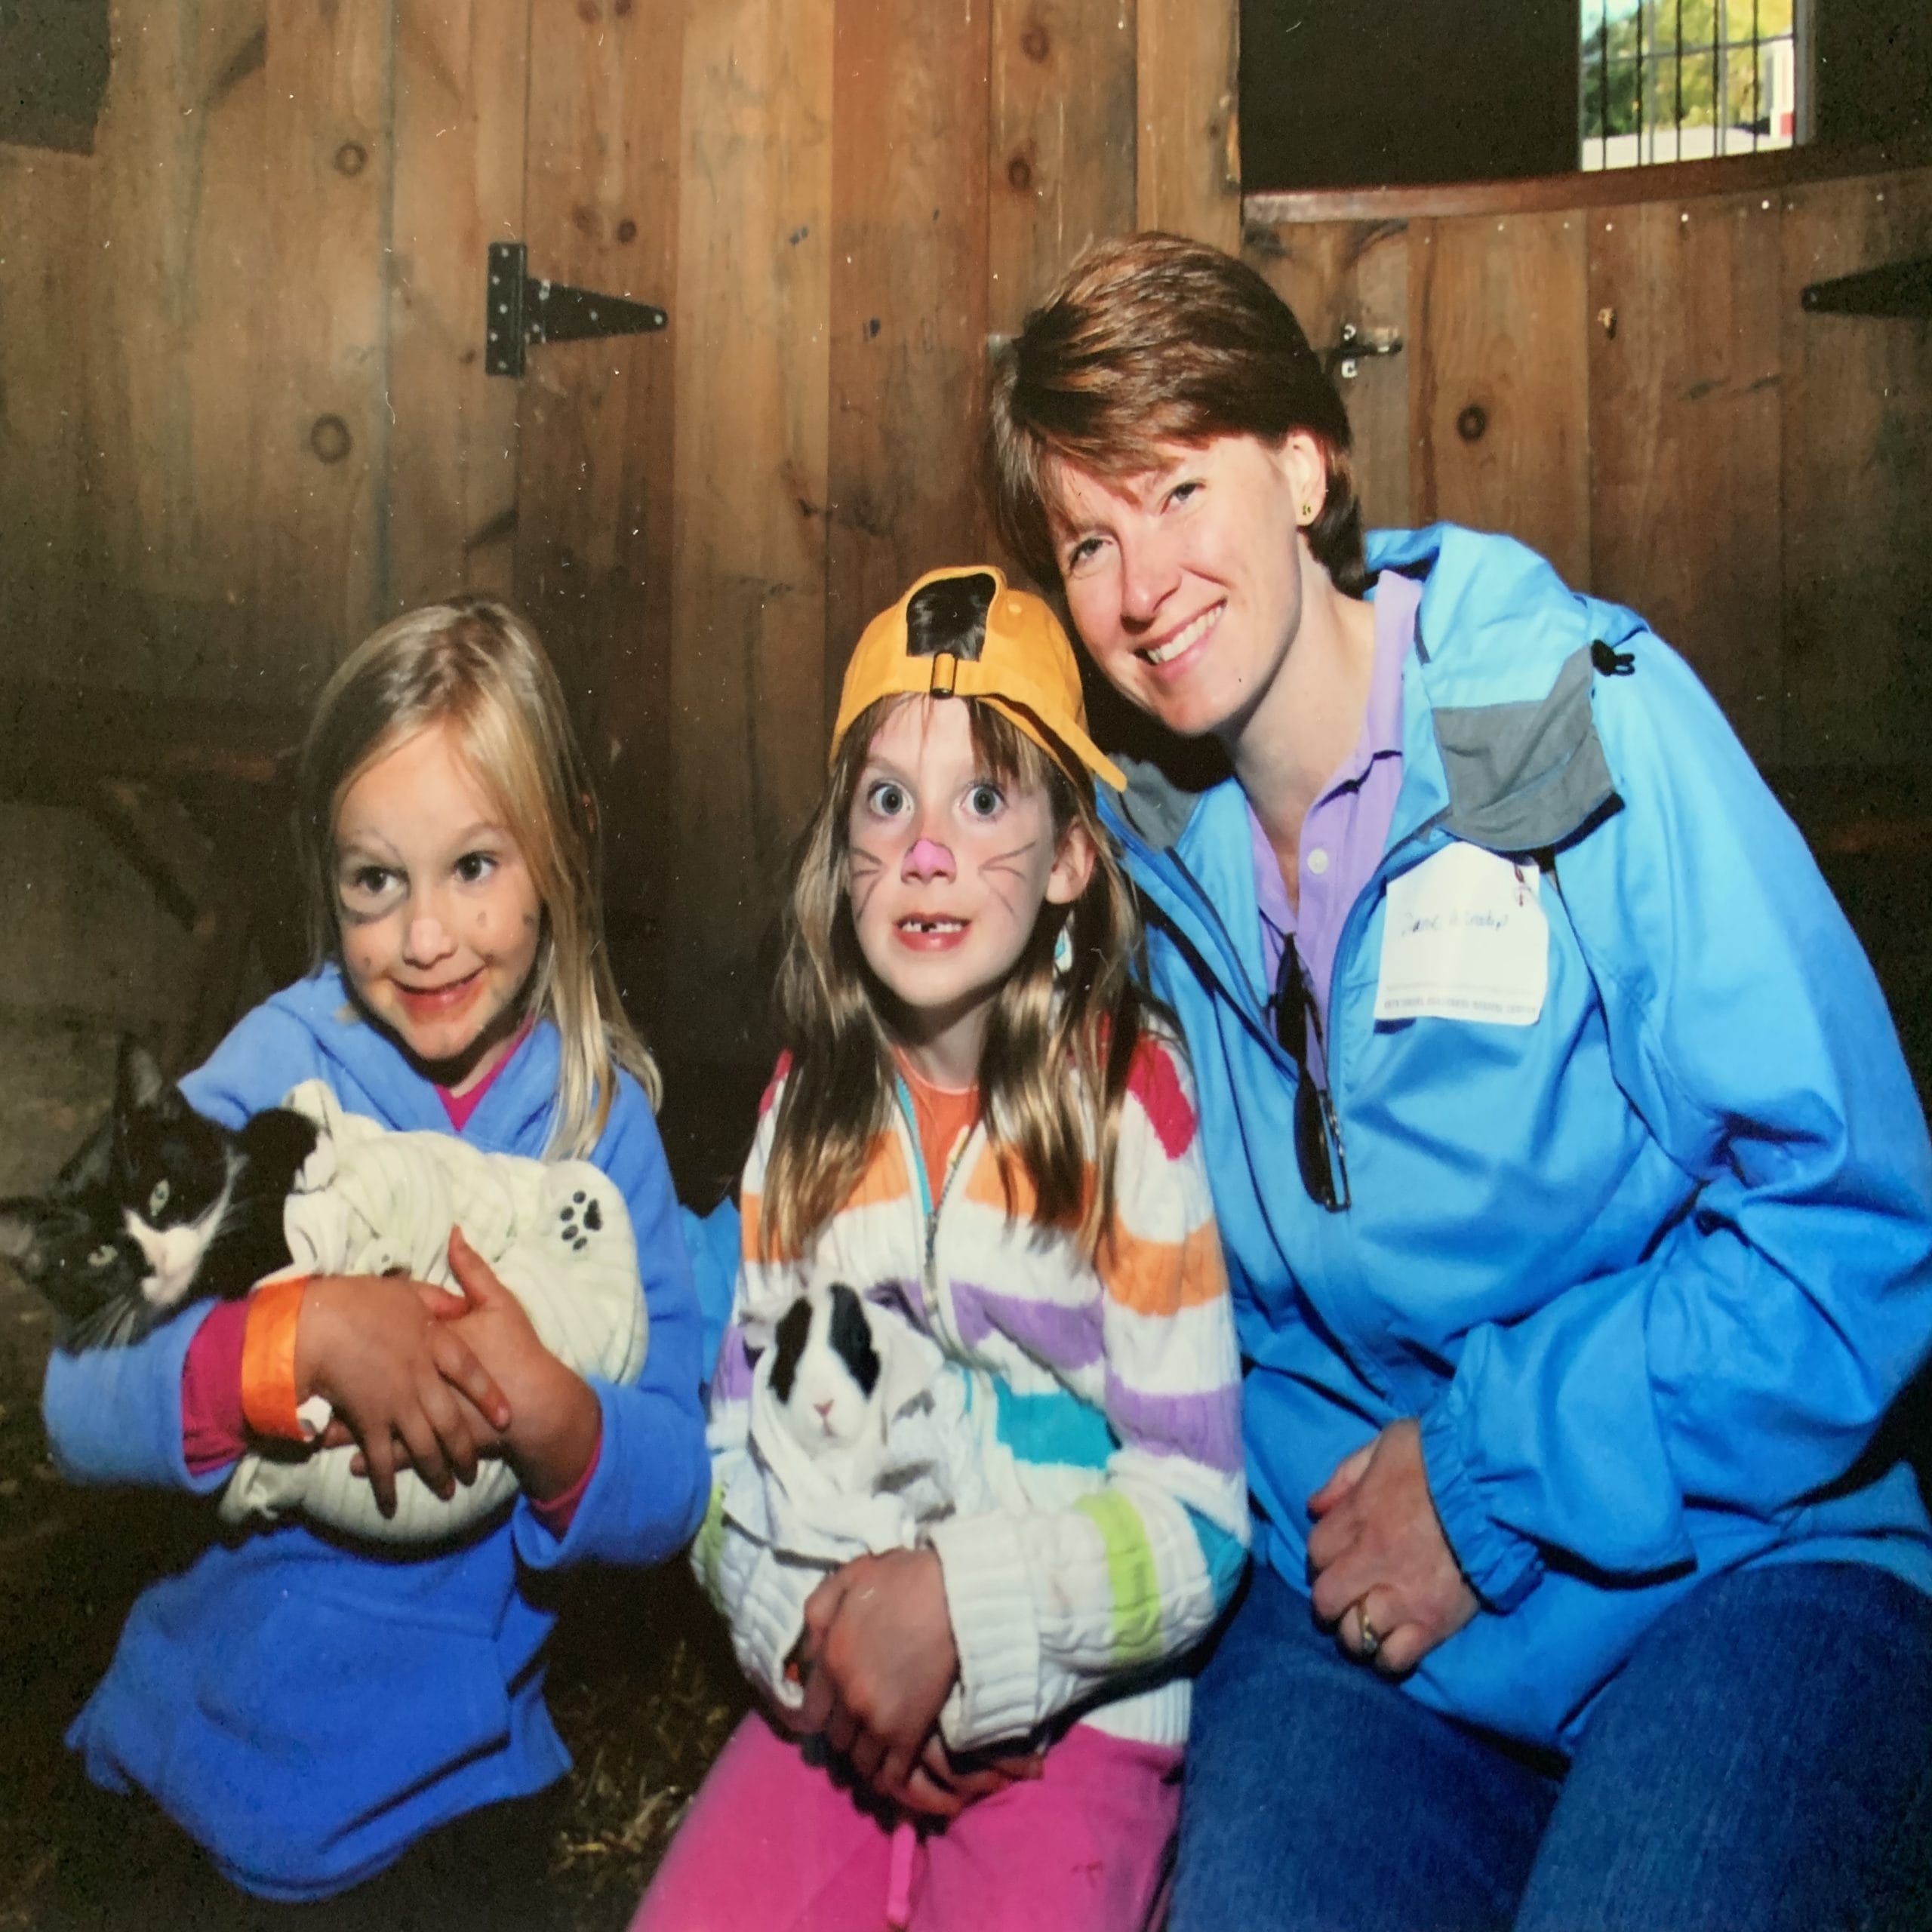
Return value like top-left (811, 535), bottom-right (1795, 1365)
top-left (695, 1033), bottom-right (1249, 1752)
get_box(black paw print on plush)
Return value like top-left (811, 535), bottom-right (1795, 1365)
top-left (557, 1189), bottom-right (603, 1253)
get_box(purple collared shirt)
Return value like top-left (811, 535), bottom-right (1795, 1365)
top-left (1250, 571), bottom-right (1421, 1048)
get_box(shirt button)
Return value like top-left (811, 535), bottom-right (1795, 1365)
top-left (1308, 848), bottom-right (1330, 875)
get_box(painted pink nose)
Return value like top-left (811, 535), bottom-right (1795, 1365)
top-left (405, 914), bottom-right (453, 961)
top-left (904, 836), bottom-right (954, 879)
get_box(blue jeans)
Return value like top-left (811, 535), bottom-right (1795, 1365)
top-left (1169, 1559), bottom-right (1932, 1932)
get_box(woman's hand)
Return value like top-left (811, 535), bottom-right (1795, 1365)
top-left (1306, 1418), bottom-right (1478, 1674)
top-left (294, 1272), bottom-right (511, 1516)
top-left (795, 1547), bottom-right (960, 1800)
top-left (437, 1228), bottom-right (601, 1502)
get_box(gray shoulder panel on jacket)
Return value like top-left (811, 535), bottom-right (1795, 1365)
top-left (1431, 647), bottom-right (1618, 853)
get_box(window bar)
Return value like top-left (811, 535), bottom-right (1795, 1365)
top-left (1713, 0), bottom-right (1724, 158)
top-left (1599, 0), bottom-right (1611, 169)
top-left (1635, 0), bottom-right (1645, 165)
top-left (1674, 0), bottom-right (1684, 164)
top-left (1749, 8), bottom-right (1765, 154)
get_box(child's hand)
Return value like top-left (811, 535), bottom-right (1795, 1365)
top-left (895, 1735), bottom-right (1044, 1820)
top-left (797, 1548), bottom-right (960, 1799)
top-left (440, 1228), bottom-right (601, 1502)
top-left (295, 1274), bottom-right (512, 1516)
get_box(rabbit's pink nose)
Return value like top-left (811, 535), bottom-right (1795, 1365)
top-left (815, 1399), bottom-right (834, 1419)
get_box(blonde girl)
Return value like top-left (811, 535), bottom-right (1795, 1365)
top-left (636, 567), bottom-right (1248, 1932)
top-left (45, 598), bottom-right (709, 1926)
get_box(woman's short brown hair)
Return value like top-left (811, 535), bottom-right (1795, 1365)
top-left (987, 231), bottom-right (1367, 596)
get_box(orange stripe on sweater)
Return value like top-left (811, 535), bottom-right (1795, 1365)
top-left (1099, 1219), bottom-right (1227, 1318)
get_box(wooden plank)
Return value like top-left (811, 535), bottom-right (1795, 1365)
top-left (515, 0), bottom-right (686, 1038)
top-left (0, 146), bottom-right (91, 681)
top-left (389, 0), bottom-right (530, 611)
top-left (827, 0), bottom-right (993, 663)
top-left (665, 0), bottom-right (835, 1057)
top-left (254, 0), bottom-right (394, 691)
top-left (1136, 0), bottom-right (1238, 251)
top-left (1244, 217), bottom-right (1412, 531)
top-left (1587, 193), bottom-right (1783, 765)
top-left (81, 0), bottom-right (272, 698)
top-left (1780, 168), bottom-right (1932, 767)
top-left (987, 0), bottom-right (1137, 341)
top-left (1243, 135), bottom-right (1932, 225)
top-left (1411, 210), bottom-right (1589, 589)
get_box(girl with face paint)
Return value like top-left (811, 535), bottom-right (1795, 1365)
top-left (637, 568), bottom-right (1247, 1932)
top-left (43, 600), bottom-right (708, 1921)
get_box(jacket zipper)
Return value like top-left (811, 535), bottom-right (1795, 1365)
top-left (892, 1077), bottom-right (975, 1336)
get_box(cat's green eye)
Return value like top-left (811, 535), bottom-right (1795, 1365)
top-left (88, 1244), bottom-right (117, 1269)
top-left (147, 1179), bottom-right (170, 1218)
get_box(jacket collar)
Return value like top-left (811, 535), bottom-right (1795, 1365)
top-left (1109, 525), bottom-right (1620, 868)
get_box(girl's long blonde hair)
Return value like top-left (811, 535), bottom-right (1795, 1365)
top-left (295, 597), bottom-right (659, 1154)
top-left (759, 694), bottom-right (1155, 1263)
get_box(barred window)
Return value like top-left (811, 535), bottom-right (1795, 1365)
top-left (1581, 0), bottom-right (1808, 171)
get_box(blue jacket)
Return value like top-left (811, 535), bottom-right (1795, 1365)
top-left (44, 968), bottom-right (710, 1900)
top-left (1104, 525), bottom-right (1932, 1753)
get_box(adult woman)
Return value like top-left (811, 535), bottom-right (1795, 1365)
top-left (986, 232), bottom-right (1932, 1930)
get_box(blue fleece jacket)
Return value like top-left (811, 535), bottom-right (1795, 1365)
top-left (44, 968), bottom-right (710, 1900)
top-left (1105, 525), bottom-right (1932, 1753)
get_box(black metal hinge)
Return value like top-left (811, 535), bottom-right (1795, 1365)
top-left (485, 241), bottom-right (668, 378)
top-left (1800, 256), bottom-right (1932, 320)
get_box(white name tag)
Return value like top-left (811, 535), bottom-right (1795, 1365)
top-left (1374, 843), bottom-right (1549, 1026)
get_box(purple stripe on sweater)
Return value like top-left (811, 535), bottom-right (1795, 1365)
top-left (1104, 1371), bottom-right (1244, 1475)
top-left (949, 1279), bottom-right (1104, 1371)
top-left (715, 1327), bottom-right (755, 1403)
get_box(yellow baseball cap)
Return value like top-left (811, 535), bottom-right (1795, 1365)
top-left (829, 565), bottom-right (1125, 793)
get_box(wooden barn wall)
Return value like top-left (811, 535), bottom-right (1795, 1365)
top-left (0, 0), bottom-right (1238, 1077)
top-left (1245, 161), bottom-right (1932, 776)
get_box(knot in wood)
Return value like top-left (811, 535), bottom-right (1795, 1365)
top-left (334, 142), bottom-right (366, 178)
top-left (617, 218), bottom-right (638, 244)
top-left (1021, 23), bottom-right (1050, 61)
top-left (1007, 154), bottom-right (1033, 192)
top-left (1455, 403), bottom-right (1488, 444)
top-left (309, 415), bottom-right (352, 464)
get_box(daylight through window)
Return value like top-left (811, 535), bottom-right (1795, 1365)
top-left (1581, 0), bottom-right (1804, 170)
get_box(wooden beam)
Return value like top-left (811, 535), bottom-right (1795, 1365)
top-left (666, 0), bottom-right (835, 1056)
top-left (988, 0), bottom-right (1138, 342)
top-left (1135, 0), bottom-right (1238, 250)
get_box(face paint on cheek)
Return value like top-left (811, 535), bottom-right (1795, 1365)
top-left (848, 844), bottom-right (887, 918)
top-left (973, 836), bottom-right (1044, 916)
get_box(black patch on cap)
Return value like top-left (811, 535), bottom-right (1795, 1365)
top-left (905, 573), bottom-right (997, 663)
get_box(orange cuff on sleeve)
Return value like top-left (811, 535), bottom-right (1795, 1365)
top-left (240, 1276), bottom-right (310, 1441)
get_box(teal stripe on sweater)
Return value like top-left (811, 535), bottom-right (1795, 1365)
top-left (1189, 1511), bottom-right (1249, 1608)
top-left (993, 1380), bottom-right (1118, 1469)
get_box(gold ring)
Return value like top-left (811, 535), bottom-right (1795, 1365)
top-left (1358, 1610), bottom-right (1381, 1661)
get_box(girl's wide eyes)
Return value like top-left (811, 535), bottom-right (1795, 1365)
top-left (340, 863), bottom-right (399, 905)
top-left (865, 780), bottom-right (909, 817)
top-left (965, 782), bottom-right (1004, 818)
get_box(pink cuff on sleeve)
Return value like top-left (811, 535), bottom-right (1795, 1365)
top-left (181, 1298), bottom-right (253, 1475)
top-left (528, 1429), bottom-right (602, 1539)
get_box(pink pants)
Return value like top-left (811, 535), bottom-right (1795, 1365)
top-left (632, 1711), bottom-right (1181, 1932)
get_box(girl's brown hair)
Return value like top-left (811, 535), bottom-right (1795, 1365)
top-left (988, 230), bottom-right (1367, 595)
top-left (759, 695), bottom-right (1155, 1263)
top-left (295, 597), bottom-right (660, 1153)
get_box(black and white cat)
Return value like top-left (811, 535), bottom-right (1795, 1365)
top-left (0, 1038), bottom-right (318, 1352)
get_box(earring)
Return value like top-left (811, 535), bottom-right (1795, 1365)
top-left (1053, 922), bottom-right (1074, 980)
top-left (1300, 502), bottom-right (1315, 523)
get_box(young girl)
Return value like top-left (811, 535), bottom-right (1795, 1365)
top-left (43, 598), bottom-right (710, 1921)
top-left (635, 567), bottom-right (1249, 1932)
